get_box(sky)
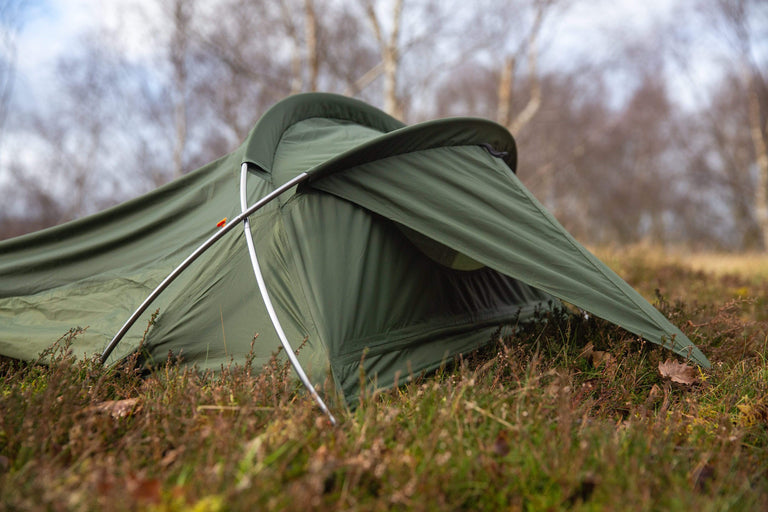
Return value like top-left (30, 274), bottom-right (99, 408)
top-left (3, 0), bottom-right (728, 189)
top-left (5, 0), bottom-right (751, 155)
top-left (16, 0), bottom-right (156, 96)
top-left (13, 0), bottom-right (730, 116)
top-left (2, 0), bottom-right (755, 235)
top-left (12, 1), bottom-right (693, 74)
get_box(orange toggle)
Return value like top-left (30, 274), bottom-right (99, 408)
top-left (216, 218), bottom-right (227, 227)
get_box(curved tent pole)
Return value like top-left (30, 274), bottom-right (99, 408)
top-left (100, 171), bottom-right (311, 364)
top-left (240, 163), bottom-right (337, 425)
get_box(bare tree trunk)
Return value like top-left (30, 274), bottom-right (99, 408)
top-left (508, 32), bottom-right (541, 134)
top-left (367, 0), bottom-right (404, 118)
top-left (506, 0), bottom-right (550, 135)
top-left (384, 0), bottom-right (403, 118)
top-left (277, 0), bottom-right (318, 93)
top-left (496, 56), bottom-right (515, 127)
top-left (170, 0), bottom-right (192, 179)
top-left (305, 0), bottom-right (319, 91)
top-left (280, 0), bottom-right (304, 94)
top-left (278, 0), bottom-right (303, 94)
top-left (747, 73), bottom-right (768, 248)
top-left (720, 0), bottom-right (768, 249)
top-left (687, 0), bottom-right (768, 249)
top-left (700, 102), bottom-right (762, 246)
top-left (0, 0), bottom-right (29, 150)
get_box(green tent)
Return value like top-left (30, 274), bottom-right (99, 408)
top-left (0, 93), bottom-right (708, 407)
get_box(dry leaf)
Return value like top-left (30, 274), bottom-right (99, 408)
top-left (492, 431), bottom-right (510, 457)
top-left (647, 384), bottom-right (662, 403)
top-left (579, 342), bottom-right (614, 367)
top-left (125, 474), bottom-right (162, 504)
top-left (579, 342), bottom-right (595, 360)
top-left (658, 359), bottom-right (697, 385)
top-left (591, 350), bottom-right (615, 367)
top-left (90, 398), bottom-right (140, 418)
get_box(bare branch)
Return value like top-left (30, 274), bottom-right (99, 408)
top-left (344, 61), bottom-right (384, 96)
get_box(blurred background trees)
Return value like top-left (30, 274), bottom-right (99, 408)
top-left (1, 0), bottom-right (766, 251)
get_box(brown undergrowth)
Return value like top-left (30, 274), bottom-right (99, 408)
top-left (1, 250), bottom-right (767, 511)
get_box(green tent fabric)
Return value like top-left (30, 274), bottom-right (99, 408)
top-left (0, 92), bottom-right (708, 402)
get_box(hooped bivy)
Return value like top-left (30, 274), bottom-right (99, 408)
top-left (0, 93), bottom-right (709, 406)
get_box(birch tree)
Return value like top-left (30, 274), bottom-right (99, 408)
top-left (365, 0), bottom-right (404, 118)
top-left (696, 0), bottom-right (768, 249)
top-left (169, 0), bottom-right (193, 179)
top-left (495, 0), bottom-right (565, 135)
top-left (718, 0), bottom-right (768, 249)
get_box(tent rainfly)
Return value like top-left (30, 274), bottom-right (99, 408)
top-left (0, 93), bottom-right (709, 418)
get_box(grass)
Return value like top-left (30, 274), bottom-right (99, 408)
top-left (1, 248), bottom-right (767, 511)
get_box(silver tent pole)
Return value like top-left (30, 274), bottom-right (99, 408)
top-left (240, 163), bottom-right (337, 425)
top-left (100, 171), bottom-right (310, 364)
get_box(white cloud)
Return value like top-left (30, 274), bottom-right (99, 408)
top-left (17, 1), bottom-right (159, 78)
top-left (13, 0), bottom-right (166, 114)
top-left (18, 1), bottom-right (93, 74)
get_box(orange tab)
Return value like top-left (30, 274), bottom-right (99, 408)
top-left (216, 218), bottom-right (227, 227)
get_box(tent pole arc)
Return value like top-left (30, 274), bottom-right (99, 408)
top-left (240, 163), bottom-right (337, 425)
top-left (100, 171), bottom-right (310, 364)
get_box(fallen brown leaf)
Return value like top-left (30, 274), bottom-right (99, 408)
top-left (579, 342), bottom-right (595, 359)
top-left (492, 431), bottom-right (510, 457)
top-left (591, 350), bottom-right (615, 367)
top-left (658, 359), bottom-right (697, 385)
top-left (579, 342), bottom-right (615, 367)
top-left (125, 473), bottom-right (162, 505)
